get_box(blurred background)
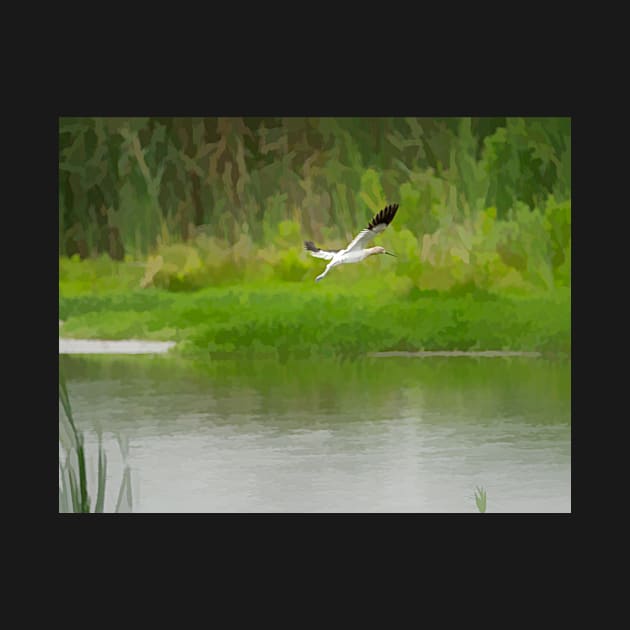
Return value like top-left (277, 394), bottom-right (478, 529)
top-left (59, 117), bottom-right (570, 293)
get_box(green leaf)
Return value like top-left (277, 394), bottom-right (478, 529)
top-left (94, 435), bottom-right (108, 514)
top-left (67, 463), bottom-right (82, 513)
top-left (474, 486), bottom-right (487, 513)
top-left (115, 467), bottom-right (133, 513)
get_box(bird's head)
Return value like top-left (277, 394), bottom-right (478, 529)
top-left (373, 246), bottom-right (396, 257)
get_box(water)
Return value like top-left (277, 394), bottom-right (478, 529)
top-left (59, 355), bottom-right (571, 513)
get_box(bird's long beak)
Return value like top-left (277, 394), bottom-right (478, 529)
top-left (385, 251), bottom-right (396, 257)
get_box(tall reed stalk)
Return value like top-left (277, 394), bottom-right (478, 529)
top-left (474, 486), bottom-right (487, 513)
top-left (59, 367), bottom-right (132, 513)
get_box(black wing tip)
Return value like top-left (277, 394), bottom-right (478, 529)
top-left (304, 240), bottom-right (319, 252)
top-left (368, 203), bottom-right (399, 229)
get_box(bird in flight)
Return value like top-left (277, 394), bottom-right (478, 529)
top-left (305, 204), bottom-right (399, 282)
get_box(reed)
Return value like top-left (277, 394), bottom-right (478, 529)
top-left (59, 367), bottom-right (132, 513)
top-left (474, 486), bottom-right (487, 513)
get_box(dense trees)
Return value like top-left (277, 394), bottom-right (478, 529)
top-left (59, 117), bottom-right (570, 261)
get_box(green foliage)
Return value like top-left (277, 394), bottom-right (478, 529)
top-left (59, 279), bottom-right (571, 360)
top-left (59, 370), bottom-right (90, 512)
top-left (481, 118), bottom-right (570, 217)
top-left (59, 254), bottom-right (145, 296)
top-left (359, 168), bottom-right (388, 216)
top-left (61, 192), bottom-right (569, 297)
top-left (474, 486), bottom-right (487, 513)
top-left (59, 117), bottom-right (571, 263)
top-left (59, 117), bottom-right (570, 360)
top-left (59, 367), bottom-right (133, 513)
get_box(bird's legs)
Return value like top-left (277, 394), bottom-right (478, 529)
top-left (315, 261), bottom-right (337, 282)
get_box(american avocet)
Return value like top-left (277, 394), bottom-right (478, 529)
top-left (305, 204), bottom-right (399, 282)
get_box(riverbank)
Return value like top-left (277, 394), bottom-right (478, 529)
top-left (59, 280), bottom-right (570, 360)
top-left (59, 338), bottom-right (176, 354)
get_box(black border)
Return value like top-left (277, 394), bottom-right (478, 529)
top-left (49, 86), bottom-right (576, 568)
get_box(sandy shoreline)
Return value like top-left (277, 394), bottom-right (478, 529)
top-left (59, 338), bottom-right (176, 355)
top-left (58, 338), bottom-right (542, 358)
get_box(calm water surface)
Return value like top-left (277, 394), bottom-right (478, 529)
top-left (60, 355), bottom-right (571, 513)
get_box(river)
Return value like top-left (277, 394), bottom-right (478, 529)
top-left (59, 354), bottom-right (571, 512)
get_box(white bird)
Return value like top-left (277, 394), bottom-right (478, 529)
top-left (305, 204), bottom-right (399, 282)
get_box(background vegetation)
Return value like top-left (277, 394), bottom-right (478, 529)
top-left (59, 117), bottom-right (570, 356)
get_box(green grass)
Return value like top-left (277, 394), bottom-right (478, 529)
top-left (475, 486), bottom-right (487, 513)
top-left (59, 255), bottom-right (146, 296)
top-left (59, 274), bottom-right (570, 359)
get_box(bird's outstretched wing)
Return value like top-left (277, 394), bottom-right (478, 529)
top-left (344, 204), bottom-right (399, 253)
top-left (304, 241), bottom-right (339, 261)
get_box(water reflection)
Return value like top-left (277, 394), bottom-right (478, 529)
top-left (60, 355), bottom-right (571, 512)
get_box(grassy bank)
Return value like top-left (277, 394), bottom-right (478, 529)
top-left (58, 117), bottom-right (570, 358)
top-left (60, 272), bottom-right (570, 359)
